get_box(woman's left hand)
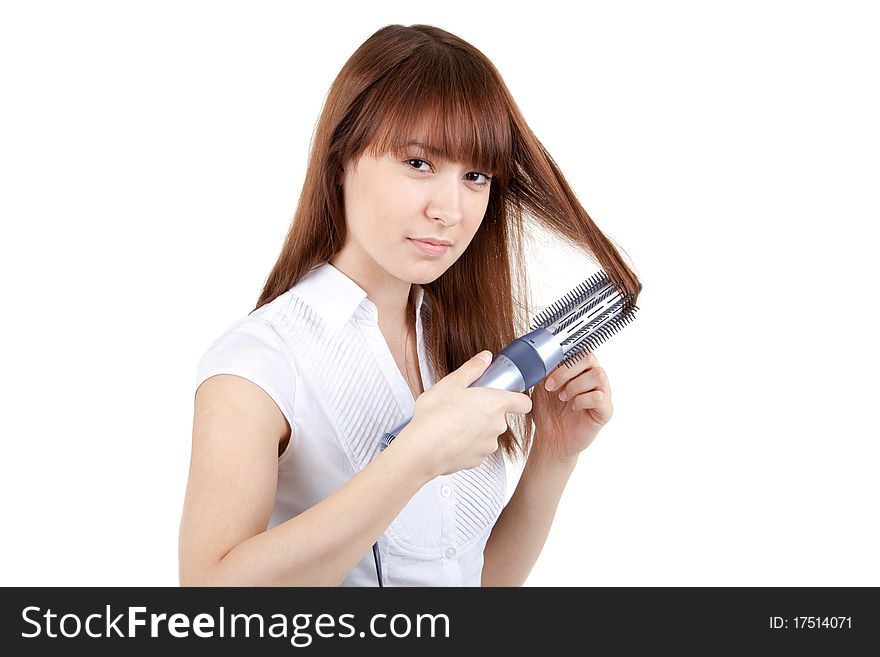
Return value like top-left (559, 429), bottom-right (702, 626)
top-left (529, 351), bottom-right (613, 462)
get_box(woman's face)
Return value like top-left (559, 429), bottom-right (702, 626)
top-left (338, 143), bottom-right (493, 285)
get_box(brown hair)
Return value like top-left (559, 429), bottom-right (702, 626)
top-left (253, 24), bottom-right (642, 461)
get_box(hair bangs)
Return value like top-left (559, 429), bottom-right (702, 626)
top-left (362, 54), bottom-right (513, 181)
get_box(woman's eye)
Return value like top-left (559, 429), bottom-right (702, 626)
top-left (405, 158), bottom-right (431, 172)
top-left (465, 171), bottom-right (492, 188)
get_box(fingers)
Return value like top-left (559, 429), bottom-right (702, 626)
top-left (544, 351), bottom-right (598, 392)
top-left (575, 389), bottom-right (613, 424)
top-left (489, 389), bottom-right (532, 415)
top-left (547, 353), bottom-right (611, 404)
top-left (556, 367), bottom-right (609, 402)
top-left (452, 351), bottom-right (494, 386)
top-left (513, 391), bottom-right (532, 414)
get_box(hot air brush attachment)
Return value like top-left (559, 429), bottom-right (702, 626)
top-left (531, 270), bottom-right (638, 368)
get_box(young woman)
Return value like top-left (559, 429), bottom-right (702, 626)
top-left (179, 24), bottom-right (641, 586)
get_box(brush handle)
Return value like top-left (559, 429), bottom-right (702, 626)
top-left (377, 328), bottom-right (562, 451)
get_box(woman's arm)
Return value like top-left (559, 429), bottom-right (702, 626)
top-left (482, 350), bottom-right (616, 586)
top-left (480, 449), bottom-right (579, 587)
top-left (178, 374), bottom-right (433, 586)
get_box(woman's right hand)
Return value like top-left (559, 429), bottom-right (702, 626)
top-left (396, 351), bottom-right (532, 477)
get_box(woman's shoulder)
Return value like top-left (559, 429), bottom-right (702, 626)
top-left (196, 291), bottom-right (306, 380)
top-left (195, 302), bottom-right (302, 432)
top-left (211, 286), bottom-right (310, 347)
top-left (202, 314), bottom-right (291, 358)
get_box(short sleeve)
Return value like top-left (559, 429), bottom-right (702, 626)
top-left (194, 317), bottom-right (297, 432)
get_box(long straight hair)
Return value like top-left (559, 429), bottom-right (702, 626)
top-left (253, 24), bottom-right (642, 461)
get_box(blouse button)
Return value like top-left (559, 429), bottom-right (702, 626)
top-left (444, 547), bottom-right (457, 559)
top-left (440, 485), bottom-right (452, 497)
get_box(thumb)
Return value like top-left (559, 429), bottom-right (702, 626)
top-left (472, 350), bottom-right (493, 367)
top-left (453, 351), bottom-right (493, 385)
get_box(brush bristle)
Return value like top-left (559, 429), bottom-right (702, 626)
top-left (530, 269), bottom-right (639, 367)
top-left (559, 298), bottom-right (638, 368)
top-left (530, 271), bottom-right (611, 331)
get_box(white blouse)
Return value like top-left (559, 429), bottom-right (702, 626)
top-left (194, 262), bottom-right (507, 586)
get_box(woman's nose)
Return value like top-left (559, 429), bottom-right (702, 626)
top-left (426, 175), bottom-right (464, 225)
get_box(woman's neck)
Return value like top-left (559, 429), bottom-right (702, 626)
top-left (329, 252), bottom-right (412, 328)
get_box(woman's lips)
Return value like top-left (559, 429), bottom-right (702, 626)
top-left (408, 238), bottom-right (449, 256)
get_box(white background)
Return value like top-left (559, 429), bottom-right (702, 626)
top-left (1, 1), bottom-right (877, 586)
